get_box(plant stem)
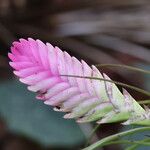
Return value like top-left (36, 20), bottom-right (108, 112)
top-left (104, 139), bottom-right (150, 146)
top-left (85, 124), bottom-right (100, 147)
top-left (62, 75), bottom-right (150, 97)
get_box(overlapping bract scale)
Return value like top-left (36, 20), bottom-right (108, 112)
top-left (8, 38), bottom-right (150, 125)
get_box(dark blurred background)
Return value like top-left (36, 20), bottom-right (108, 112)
top-left (0, 0), bottom-right (150, 150)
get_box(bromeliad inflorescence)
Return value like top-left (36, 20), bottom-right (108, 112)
top-left (8, 38), bottom-right (150, 125)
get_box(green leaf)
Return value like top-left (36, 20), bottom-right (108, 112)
top-left (82, 127), bottom-right (150, 150)
top-left (96, 64), bottom-right (150, 74)
top-left (125, 138), bottom-right (150, 150)
top-left (0, 79), bottom-right (85, 147)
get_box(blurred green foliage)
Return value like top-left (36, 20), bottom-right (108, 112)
top-left (0, 79), bottom-right (85, 147)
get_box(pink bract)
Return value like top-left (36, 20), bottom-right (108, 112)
top-left (8, 38), bottom-right (106, 119)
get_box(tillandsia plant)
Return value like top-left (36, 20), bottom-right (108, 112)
top-left (8, 38), bottom-right (150, 149)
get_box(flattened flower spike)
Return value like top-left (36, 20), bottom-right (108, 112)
top-left (8, 38), bottom-right (150, 125)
